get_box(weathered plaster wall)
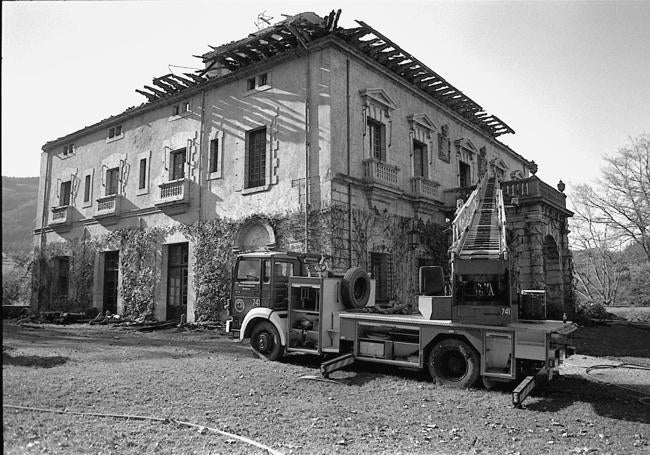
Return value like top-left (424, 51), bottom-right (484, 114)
top-left (328, 46), bottom-right (528, 192)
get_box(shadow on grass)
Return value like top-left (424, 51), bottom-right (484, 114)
top-left (574, 324), bottom-right (650, 359)
top-left (524, 375), bottom-right (650, 424)
top-left (281, 351), bottom-right (429, 386)
top-left (3, 352), bottom-right (69, 368)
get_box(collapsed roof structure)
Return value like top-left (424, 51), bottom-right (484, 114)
top-left (137, 10), bottom-right (514, 138)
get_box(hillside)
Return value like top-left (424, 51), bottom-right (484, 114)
top-left (2, 176), bottom-right (39, 254)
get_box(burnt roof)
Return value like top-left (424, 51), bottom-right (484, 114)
top-left (150, 9), bottom-right (513, 137)
top-left (44, 9), bottom-right (515, 150)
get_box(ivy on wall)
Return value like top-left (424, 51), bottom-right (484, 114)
top-left (348, 207), bottom-right (449, 310)
top-left (32, 237), bottom-right (97, 312)
top-left (105, 227), bottom-right (168, 319)
top-left (180, 219), bottom-right (237, 322)
top-left (32, 206), bottom-right (450, 320)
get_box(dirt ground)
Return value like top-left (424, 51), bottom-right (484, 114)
top-left (2, 320), bottom-right (649, 454)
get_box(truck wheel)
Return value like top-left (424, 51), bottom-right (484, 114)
top-left (250, 321), bottom-right (283, 361)
top-left (427, 339), bottom-right (480, 387)
top-left (341, 267), bottom-right (371, 309)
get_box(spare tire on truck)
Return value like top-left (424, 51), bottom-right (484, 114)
top-left (341, 267), bottom-right (371, 309)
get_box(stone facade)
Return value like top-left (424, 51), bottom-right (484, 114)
top-left (33, 11), bottom-right (572, 321)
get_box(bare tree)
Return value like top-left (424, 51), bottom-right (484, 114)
top-left (572, 134), bottom-right (650, 260)
top-left (570, 202), bottom-right (623, 305)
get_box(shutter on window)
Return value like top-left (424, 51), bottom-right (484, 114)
top-left (71, 173), bottom-right (79, 201)
top-left (380, 125), bottom-right (387, 161)
top-left (234, 141), bottom-right (243, 191)
top-left (119, 159), bottom-right (128, 194)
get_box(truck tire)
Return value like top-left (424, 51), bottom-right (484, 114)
top-left (427, 339), bottom-right (480, 387)
top-left (341, 267), bottom-right (371, 309)
top-left (250, 321), bottom-right (283, 361)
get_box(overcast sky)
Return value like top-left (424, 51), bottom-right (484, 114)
top-left (2, 0), bottom-right (649, 189)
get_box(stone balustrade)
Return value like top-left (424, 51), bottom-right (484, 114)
top-left (49, 205), bottom-right (71, 227)
top-left (363, 158), bottom-right (399, 187)
top-left (95, 194), bottom-right (121, 217)
top-left (410, 176), bottom-right (440, 199)
top-left (157, 179), bottom-right (189, 207)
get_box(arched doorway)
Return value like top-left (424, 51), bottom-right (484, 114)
top-left (542, 235), bottom-right (564, 317)
top-left (236, 220), bottom-right (276, 252)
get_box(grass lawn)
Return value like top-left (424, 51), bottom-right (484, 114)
top-left (3, 320), bottom-right (649, 454)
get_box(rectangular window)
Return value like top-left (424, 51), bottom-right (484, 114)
top-left (209, 139), bottom-right (219, 173)
top-left (459, 161), bottom-right (471, 187)
top-left (413, 140), bottom-right (428, 178)
top-left (108, 125), bottom-right (123, 139)
top-left (247, 77), bottom-right (256, 90)
top-left (370, 252), bottom-right (392, 303)
top-left (83, 175), bottom-right (91, 202)
top-left (55, 256), bottom-right (70, 300)
top-left (63, 143), bottom-right (74, 156)
top-left (106, 167), bottom-right (119, 196)
top-left (172, 102), bottom-right (190, 116)
top-left (170, 148), bottom-right (186, 180)
top-left (368, 118), bottom-right (386, 161)
top-left (138, 158), bottom-right (147, 189)
top-left (246, 127), bottom-right (266, 188)
top-left (60, 181), bottom-right (71, 206)
top-left (258, 73), bottom-right (268, 86)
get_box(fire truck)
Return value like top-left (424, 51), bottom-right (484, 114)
top-left (226, 173), bottom-right (576, 406)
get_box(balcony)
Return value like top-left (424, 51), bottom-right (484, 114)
top-left (443, 176), bottom-right (568, 213)
top-left (94, 194), bottom-right (122, 219)
top-left (363, 158), bottom-right (400, 188)
top-left (501, 176), bottom-right (568, 211)
top-left (155, 179), bottom-right (190, 209)
top-left (410, 176), bottom-right (440, 201)
top-left (49, 205), bottom-right (71, 228)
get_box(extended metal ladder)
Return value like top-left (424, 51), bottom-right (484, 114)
top-left (450, 171), bottom-right (508, 263)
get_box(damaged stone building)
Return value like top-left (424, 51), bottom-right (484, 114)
top-left (34, 10), bottom-right (573, 322)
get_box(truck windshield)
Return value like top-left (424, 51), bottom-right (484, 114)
top-left (237, 259), bottom-right (260, 282)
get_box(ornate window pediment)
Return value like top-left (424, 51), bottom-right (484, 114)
top-left (407, 113), bottom-right (437, 138)
top-left (360, 88), bottom-right (397, 113)
top-left (455, 138), bottom-right (478, 155)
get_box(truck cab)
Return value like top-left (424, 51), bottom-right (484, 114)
top-left (227, 251), bottom-right (327, 333)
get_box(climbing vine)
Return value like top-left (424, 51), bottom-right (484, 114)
top-left (32, 237), bottom-right (97, 312)
top-left (105, 227), bottom-right (168, 319)
top-left (180, 219), bottom-right (238, 321)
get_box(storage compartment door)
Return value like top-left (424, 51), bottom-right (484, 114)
top-left (482, 331), bottom-right (515, 378)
